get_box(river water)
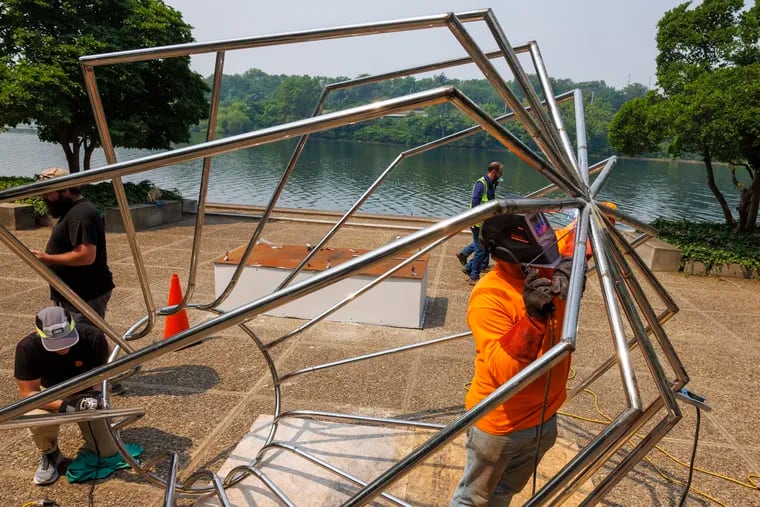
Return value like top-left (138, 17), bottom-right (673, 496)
top-left (0, 130), bottom-right (741, 224)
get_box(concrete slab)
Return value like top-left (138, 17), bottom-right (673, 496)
top-left (195, 415), bottom-right (588, 506)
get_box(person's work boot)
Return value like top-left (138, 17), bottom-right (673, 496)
top-left (456, 252), bottom-right (468, 266)
top-left (34, 445), bottom-right (64, 485)
top-left (461, 266), bottom-right (471, 275)
top-left (468, 277), bottom-right (479, 286)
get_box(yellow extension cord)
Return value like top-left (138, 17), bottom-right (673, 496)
top-left (464, 368), bottom-right (760, 505)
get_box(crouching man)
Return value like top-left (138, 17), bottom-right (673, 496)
top-left (14, 306), bottom-right (118, 485)
top-left (450, 211), bottom-right (576, 506)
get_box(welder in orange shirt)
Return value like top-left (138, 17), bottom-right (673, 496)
top-left (451, 210), bottom-right (578, 507)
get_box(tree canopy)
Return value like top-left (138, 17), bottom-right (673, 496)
top-left (609, 0), bottom-right (760, 232)
top-left (0, 0), bottom-right (209, 172)
top-left (200, 69), bottom-right (647, 162)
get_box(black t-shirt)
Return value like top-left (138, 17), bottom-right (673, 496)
top-left (45, 198), bottom-right (114, 301)
top-left (14, 325), bottom-right (109, 389)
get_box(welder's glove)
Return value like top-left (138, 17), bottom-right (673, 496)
top-left (523, 269), bottom-right (555, 319)
top-left (59, 392), bottom-right (102, 413)
top-left (551, 257), bottom-right (573, 300)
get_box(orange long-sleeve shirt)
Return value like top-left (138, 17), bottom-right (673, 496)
top-left (465, 262), bottom-right (571, 435)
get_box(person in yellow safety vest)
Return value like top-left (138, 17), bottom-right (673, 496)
top-left (457, 161), bottom-right (504, 285)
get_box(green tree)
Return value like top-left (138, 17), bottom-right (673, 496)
top-left (609, 0), bottom-right (760, 232)
top-left (0, 0), bottom-right (209, 172)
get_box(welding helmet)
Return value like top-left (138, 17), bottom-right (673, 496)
top-left (479, 210), bottom-right (561, 268)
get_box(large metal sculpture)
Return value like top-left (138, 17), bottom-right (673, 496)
top-left (0, 9), bottom-right (706, 505)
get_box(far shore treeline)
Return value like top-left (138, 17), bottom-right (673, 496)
top-left (199, 69), bottom-right (649, 161)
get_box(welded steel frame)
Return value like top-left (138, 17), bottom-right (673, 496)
top-left (0, 8), bottom-right (695, 505)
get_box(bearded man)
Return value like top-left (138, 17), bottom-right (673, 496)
top-left (31, 168), bottom-right (114, 326)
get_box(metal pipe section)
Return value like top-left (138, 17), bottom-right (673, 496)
top-left (527, 41), bottom-right (582, 178)
top-left (278, 331), bottom-right (470, 382)
top-left (264, 443), bottom-right (412, 507)
top-left (0, 87), bottom-right (462, 203)
top-left (277, 410), bottom-right (445, 431)
top-left (589, 156), bottom-right (619, 197)
top-left (483, 12), bottom-right (578, 180)
top-left (582, 412), bottom-right (679, 505)
top-left (0, 225), bottom-right (133, 352)
top-left (527, 158), bottom-right (610, 199)
top-left (445, 15), bottom-right (576, 188)
top-left (560, 205), bottom-right (591, 346)
top-left (275, 152), bottom-right (405, 290)
top-left (524, 407), bottom-right (641, 506)
top-left (163, 453), bottom-right (180, 507)
top-left (603, 216), bottom-right (687, 386)
top-left (603, 225), bottom-right (680, 417)
top-left (0, 197), bottom-right (574, 423)
top-left (81, 66), bottom-right (157, 339)
top-left (343, 342), bottom-right (572, 506)
top-left (224, 465), bottom-right (296, 507)
top-left (589, 213), bottom-right (643, 411)
top-left (0, 408), bottom-right (144, 431)
top-left (448, 92), bottom-right (585, 196)
top-left (182, 470), bottom-right (232, 507)
top-left (180, 50), bottom-right (225, 310)
top-left (79, 11), bottom-right (491, 66)
top-left (573, 88), bottom-right (590, 187)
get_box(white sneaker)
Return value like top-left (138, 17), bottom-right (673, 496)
top-left (33, 446), bottom-right (63, 485)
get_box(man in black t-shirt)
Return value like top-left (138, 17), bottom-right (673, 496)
top-left (15, 307), bottom-right (118, 485)
top-left (31, 167), bottom-right (115, 326)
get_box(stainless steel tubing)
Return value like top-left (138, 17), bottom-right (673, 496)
top-left (0, 224), bottom-right (133, 353)
top-left (603, 227), bottom-right (680, 417)
top-left (0, 407), bottom-right (145, 431)
top-left (573, 89), bottom-right (590, 187)
top-left (225, 465), bottom-right (296, 507)
top-left (81, 65), bottom-right (158, 339)
top-left (265, 442), bottom-right (413, 506)
top-left (603, 216), bottom-right (687, 387)
top-left (600, 206), bottom-right (659, 237)
top-left (483, 12), bottom-right (578, 180)
top-left (278, 331), bottom-right (470, 382)
top-left (589, 156), bottom-right (619, 197)
top-left (602, 213), bottom-right (677, 314)
top-left (79, 11), bottom-right (491, 66)
top-left (0, 198), bottom-right (571, 424)
top-left (0, 88), bottom-right (455, 203)
top-left (445, 15), bottom-right (576, 187)
top-left (527, 41), bottom-right (582, 178)
top-left (163, 453), bottom-right (180, 507)
top-left (180, 50), bottom-right (226, 311)
top-left (182, 470), bottom-right (232, 507)
top-left (448, 92), bottom-right (585, 197)
top-left (524, 407), bottom-right (641, 506)
top-left (277, 410), bottom-right (446, 431)
top-left (589, 214), bottom-right (642, 411)
top-left (581, 412), bottom-right (679, 506)
top-left (560, 205), bottom-right (591, 346)
top-left (527, 158), bottom-right (611, 199)
top-left (343, 342), bottom-right (573, 506)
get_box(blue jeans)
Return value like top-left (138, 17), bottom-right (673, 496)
top-left (450, 417), bottom-right (558, 507)
top-left (464, 227), bottom-right (488, 280)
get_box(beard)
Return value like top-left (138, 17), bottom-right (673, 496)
top-left (45, 197), bottom-right (75, 218)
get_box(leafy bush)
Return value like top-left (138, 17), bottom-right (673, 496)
top-left (0, 177), bottom-right (182, 217)
top-left (652, 219), bottom-right (760, 272)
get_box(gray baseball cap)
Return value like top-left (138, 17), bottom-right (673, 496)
top-left (35, 307), bottom-right (79, 352)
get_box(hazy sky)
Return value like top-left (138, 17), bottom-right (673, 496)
top-left (162, 0), bottom-right (690, 90)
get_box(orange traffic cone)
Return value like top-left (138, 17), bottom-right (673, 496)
top-left (164, 273), bottom-right (190, 339)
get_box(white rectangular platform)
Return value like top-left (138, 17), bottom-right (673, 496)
top-left (213, 243), bottom-right (429, 328)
